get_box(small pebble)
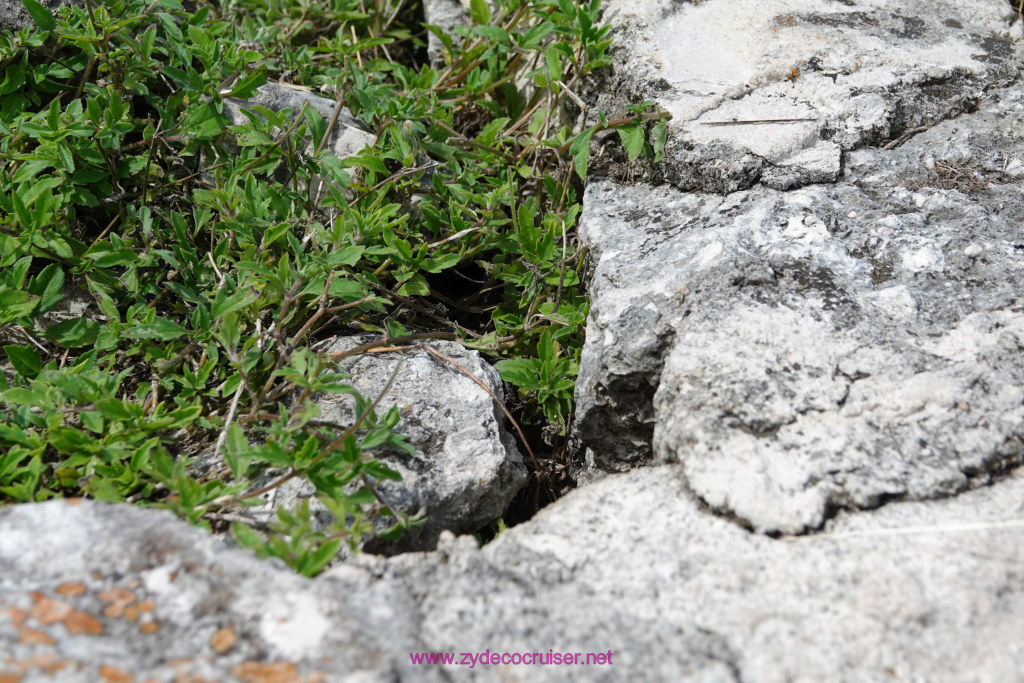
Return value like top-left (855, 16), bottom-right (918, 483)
top-left (964, 243), bottom-right (983, 258)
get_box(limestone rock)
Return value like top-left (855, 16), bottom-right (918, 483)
top-left (575, 82), bottom-right (1024, 533)
top-left (245, 337), bottom-right (528, 554)
top-left (390, 465), bottom-right (1024, 681)
top-left (0, 499), bottom-right (438, 682)
top-left (589, 0), bottom-right (1021, 192)
top-left (423, 0), bottom-right (468, 66)
top-left (10, 470), bottom-right (1024, 681)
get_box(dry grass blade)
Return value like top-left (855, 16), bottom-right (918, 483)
top-left (418, 344), bottom-right (539, 473)
top-left (701, 117), bottom-right (817, 127)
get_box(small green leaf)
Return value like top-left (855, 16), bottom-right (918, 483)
top-left (518, 20), bottom-right (555, 49)
top-left (346, 154), bottom-right (388, 175)
top-left (617, 125), bottom-right (646, 162)
top-left (516, 203), bottom-right (535, 234)
top-left (3, 345), bottom-right (41, 380)
top-left (87, 278), bottom-right (120, 321)
top-left (396, 273), bottom-right (429, 296)
top-left (140, 26), bottom-right (156, 57)
top-left (11, 186), bottom-right (32, 230)
top-left (95, 398), bottom-right (142, 422)
top-left (298, 538), bottom-right (342, 576)
top-left (231, 522), bottom-right (266, 551)
top-left (80, 411), bottom-right (104, 433)
top-left (212, 289), bottom-right (260, 319)
top-left (56, 142), bottom-right (75, 172)
top-left (27, 264), bottom-right (64, 314)
top-left (326, 246), bottom-right (364, 268)
top-left (495, 358), bottom-right (542, 391)
top-left (164, 406), bottom-right (202, 429)
top-left (537, 328), bottom-right (554, 363)
top-left (422, 252), bottom-right (462, 273)
top-left (20, 0), bottom-right (55, 32)
top-left (214, 312), bottom-right (241, 353)
top-left (469, 0), bottom-right (491, 25)
top-left (359, 428), bottom-right (392, 450)
top-left (362, 460), bottom-right (401, 481)
top-left (474, 25), bottom-right (508, 44)
top-left (40, 318), bottom-right (100, 347)
top-left (545, 46), bottom-right (563, 85)
top-left (291, 434), bottom-right (321, 470)
top-left (569, 125), bottom-right (597, 180)
top-left (44, 236), bottom-right (73, 259)
top-left (223, 423), bottom-right (252, 478)
top-left (477, 117), bottom-right (510, 145)
top-left (226, 66), bottom-right (268, 99)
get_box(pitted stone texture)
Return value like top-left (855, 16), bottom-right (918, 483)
top-left (575, 86), bottom-right (1024, 533)
top-left (423, 0), bottom-right (469, 65)
top-left (4, 475), bottom-right (1024, 681)
top-left (250, 338), bottom-right (527, 554)
top-left (0, 0), bottom-right (75, 31)
top-left (375, 465), bottom-right (1024, 682)
top-left (0, 500), bottom-right (436, 683)
top-left (325, 338), bottom-right (528, 553)
top-left (589, 0), bottom-right (1020, 192)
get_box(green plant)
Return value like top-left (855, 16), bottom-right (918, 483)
top-left (495, 328), bottom-right (576, 428)
top-left (0, 0), bottom-right (666, 573)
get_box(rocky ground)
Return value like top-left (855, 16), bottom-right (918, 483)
top-left (4, 0), bottom-right (1024, 680)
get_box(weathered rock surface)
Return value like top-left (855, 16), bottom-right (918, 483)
top-left (5, 1), bottom-right (1024, 681)
top-left (589, 0), bottom-right (1021, 192)
top-left (245, 337), bottom-right (528, 554)
top-left (574, 0), bottom-right (1024, 533)
top-left (423, 0), bottom-right (468, 65)
top-left (5, 471), bottom-right (1024, 680)
top-left (382, 464), bottom-right (1024, 681)
top-left (576, 83), bottom-right (1024, 532)
top-left (0, 499), bottom-right (438, 682)
top-left (0, 0), bottom-right (73, 32)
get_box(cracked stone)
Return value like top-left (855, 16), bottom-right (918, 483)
top-left (575, 82), bottom-right (1024, 533)
top-left (585, 0), bottom-right (1020, 192)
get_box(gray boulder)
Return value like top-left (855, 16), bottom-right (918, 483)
top-left (388, 464), bottom-right (1024, 681)
top-left (0, 499), bottom-right (438, 682)
top-left (574, 0), bottom-right (1024, 534)
top-left (576, 86), bottom-right (1024, 532)
top-left (589, 0), bottom-right (1020, 192)
top-left (5, 469), bottom-right (1024, 681)
top-left (243, 337), bottom-right (528, 554)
